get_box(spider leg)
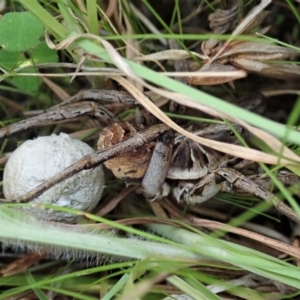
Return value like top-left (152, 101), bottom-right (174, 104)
top-left (0, 101), bottom-right (118, 139)
top-left (49, 89), bottom-right (139, 110)
top-left (173, 172), bottom-right (226, 205)
top-left (221, 170), bottom-right (300, 194)
top-left (140, 131), bottom-right (174, 201)
top-left (216, 168), bottom-right (300, 224)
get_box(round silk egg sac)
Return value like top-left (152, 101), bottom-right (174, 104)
top-left (3, 133), bottom-right (105, 223)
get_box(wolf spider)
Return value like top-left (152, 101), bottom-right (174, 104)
top-left (0, 89), bottom-right (300, 224)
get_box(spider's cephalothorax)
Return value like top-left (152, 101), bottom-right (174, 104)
top-left (168, 124), bottom-right (247, 180)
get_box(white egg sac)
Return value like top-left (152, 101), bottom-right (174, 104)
top-left (3, 133), bottom-right (105, 223)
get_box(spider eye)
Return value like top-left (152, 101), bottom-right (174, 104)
top-left (228, 130), bottom-right (235, 136)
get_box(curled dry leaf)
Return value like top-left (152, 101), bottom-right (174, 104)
top-left (187, 62), bottom-right (246, 85)
top-left (202, 0), bottom-right (239, 55)
top-left (208, 0), bottom-right (239, 33)
top-left (231, 57), bottom-right (300, 79)
top-left (215, 42), bottom-right (297, 60)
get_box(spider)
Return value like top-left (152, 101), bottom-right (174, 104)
top-left (97, 121), bottom-right (247, 202)
top-left (96, 121), bottom-right (300, 224)
top-left (0, 89), bottom-right (299, 224)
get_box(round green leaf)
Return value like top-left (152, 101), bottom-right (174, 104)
top-left (0, 49), bottom-right (26, 70)
top-left (30, 42), bottom-right (58, 64)
top-left (0, 12), bottom-right (44, 52)
top-left (11, 67), bottom-right (41, 92)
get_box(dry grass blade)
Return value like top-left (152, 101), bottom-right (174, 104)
top-left (129, 2), bottom-right (167, 46)
top-left (162, 200), bottom-right (300, 258)
top-left (189, 218), bottom-right (300, 260)
top-left (133, 49), bottom-right (245, 85)
top-left (96, 186), bottom-right (137, 216)
top-left (113, 76), bottom-right (299, 165)
top-left (0, 252), bottom-right (46, 277)
top-left (42, 77), bottom-right (70, 101)
top-left (163, 69), bottom-right (246, 79)
top-left (46, 32), bottom-right (143, 82)
top-left (133, 49), bottom-right (207, 61)
top-left (188, 62), bottom-right (246, 85)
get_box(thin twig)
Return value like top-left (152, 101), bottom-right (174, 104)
top-left (0, 124), bottom-right (169, 204)
top-left (0, 101), bottom-right (119, 139)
